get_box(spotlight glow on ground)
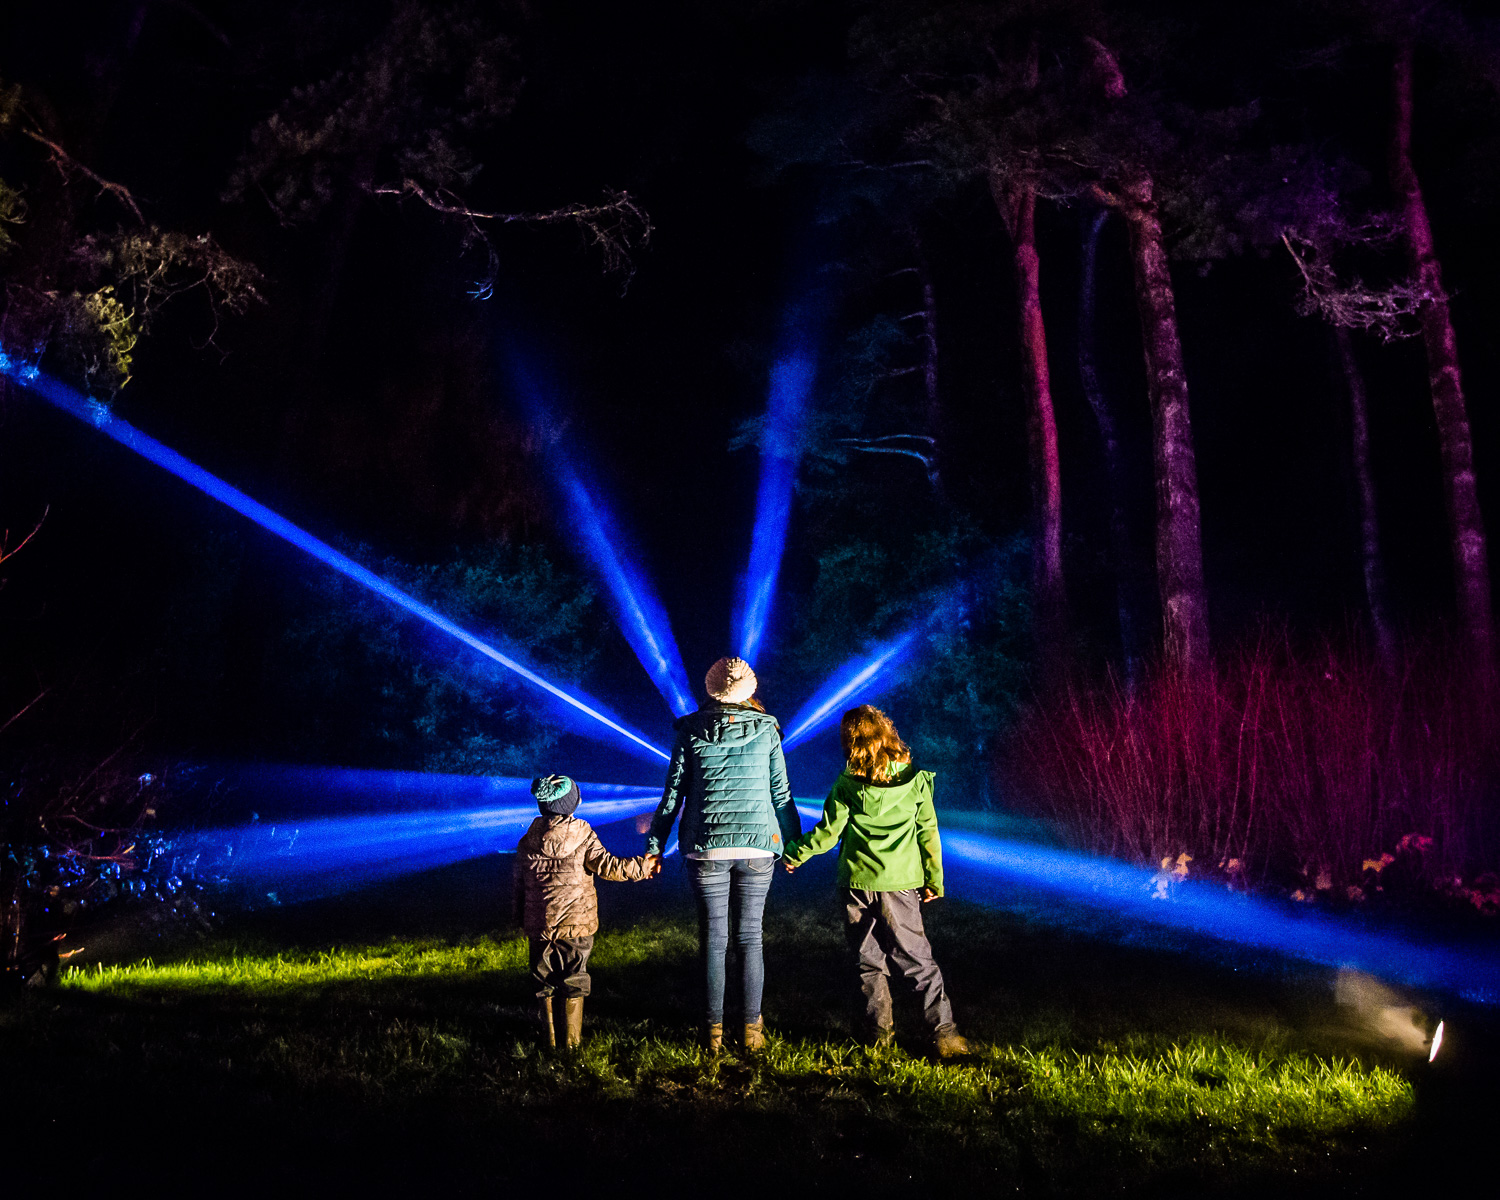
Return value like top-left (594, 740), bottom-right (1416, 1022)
top-left (1, 354), bottom-right (668, 762)
top-left (734, 349), bottom-right (816, 664)
top-left (790, 802), bottom-right (1499, 1001)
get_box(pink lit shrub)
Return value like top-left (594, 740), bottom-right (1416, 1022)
top-left (1003, 633), bottom-right (1499, 897)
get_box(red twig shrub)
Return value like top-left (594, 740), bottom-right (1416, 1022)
top-left (1002, 631), bottom-right (1499, 893)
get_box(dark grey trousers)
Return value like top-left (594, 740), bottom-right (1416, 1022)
top-left (529, 935), bottom-right (594, 998)
top-left (841, 887), bottom-right (954, 1033)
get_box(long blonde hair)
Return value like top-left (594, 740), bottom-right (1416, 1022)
top-left (841, 705), bottom-right (910, 782)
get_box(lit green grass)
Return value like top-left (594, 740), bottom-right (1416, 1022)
top-left (48, 912), bottom-right (1411, 1188)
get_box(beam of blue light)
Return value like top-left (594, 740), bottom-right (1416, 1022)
top-left (734, 349), bottom-right (816, 664)
top-left (196, 764), bottom-right (660, 818)
top-left (0, 352), bottom-right (668, 762)
top-left (554, 461), bottom-right (695, 717)
top-left (781, 589), bottom-right (966, 752)
top-left (169, 790), bottom-right (661, 904)
top-left (788, 802), bottom-right (1500, 1002)
top-left (782, 628), bottom-right (924, 751)
top-left (499, 349), bottom-right (694, 718)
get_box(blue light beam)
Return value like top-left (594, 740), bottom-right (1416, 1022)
top-left (781, 589), bottom-right (966, 751)
top-left (502, 351), bottom-right (695, 717)
top-left (554, 461), bottom-right (694, 716)
top-left (174, 790), bottom-right (661, 904)
top-left (0, 353), bottom-right (668, 762)
top-left (789, 803), bottom-right (1500, 1002)
top-left (734, 349), bottom-right (816, 664)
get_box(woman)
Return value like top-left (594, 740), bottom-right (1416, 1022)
top-left (646, 656), bottom-right (801, 1052)
top-left (782, 704), bottom-right (968, 1058)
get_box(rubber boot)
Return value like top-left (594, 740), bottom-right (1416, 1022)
top-left (743, 1017), bottom-right (765, 1053)
top-left (703, 1022), bottom-right (723, 1054)
top-left (538, 996), bottom-right (556, 1049)
top-left (934, 1025), bottom-right (970, 1059)
top-left (563, 996), bottom-right (584, 1050)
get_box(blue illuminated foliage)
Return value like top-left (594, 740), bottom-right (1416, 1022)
top-left (0, 353), bottom-right (669, 762)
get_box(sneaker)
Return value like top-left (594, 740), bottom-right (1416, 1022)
top-left (868, 1025), bottom-right (896, 1049)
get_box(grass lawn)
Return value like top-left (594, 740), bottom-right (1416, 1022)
top-left (0, 850), bottom-right (1479, 1196)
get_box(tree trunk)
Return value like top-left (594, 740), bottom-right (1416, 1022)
top-left (1335, 327), bottom-right (1396, 669)
top-left (1079, 208), bottom-right (1151, 689)
top-left (993, 175), bottom-right (1065, 681)
top-left (1117, 172), bottom-right (1210, 685)
top-left (1390, 42), bottom-right (1493, 666)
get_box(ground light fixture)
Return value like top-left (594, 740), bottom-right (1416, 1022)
top-left (0, 352), bottom-right (669, 763)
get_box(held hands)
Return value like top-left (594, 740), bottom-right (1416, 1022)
top-left (644, 854), bottom-right (663, 878)
top-left (921, 887), bottom-right (940, 903)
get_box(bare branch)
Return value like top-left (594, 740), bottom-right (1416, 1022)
top-left (0, 687), bottom-right (50, 738)
top-left (371, 179), bottom-right (652, 291)
top-left (21, 126), bottom-right (144, 224)
top-left (0, 505), bottom-right (47, 566)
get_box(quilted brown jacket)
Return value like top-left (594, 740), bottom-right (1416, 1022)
top-left (513, 815), bottom-right (653, 938)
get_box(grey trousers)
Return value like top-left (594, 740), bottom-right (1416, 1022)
top-left (530, 935), bottom-right (593, 998)
top-left (841, 887), bottom-right (954, 1033)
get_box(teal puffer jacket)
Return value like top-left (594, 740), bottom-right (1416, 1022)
top-left (646, 704), bottom-right (802, 858)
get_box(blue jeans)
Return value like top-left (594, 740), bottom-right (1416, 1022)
top-left (686, 857), bottom-right (775, 1024)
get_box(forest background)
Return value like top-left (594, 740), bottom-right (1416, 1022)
top-left (5, 0), bottom-right (1500, 967)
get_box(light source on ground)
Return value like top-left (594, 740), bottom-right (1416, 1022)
top-left (1, 352), bottom-right (669, 762)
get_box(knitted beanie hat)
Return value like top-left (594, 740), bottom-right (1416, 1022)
top-left (531, 774), bottom-right (580, 817)
top-left (704, 656), bottom-right (757, 704)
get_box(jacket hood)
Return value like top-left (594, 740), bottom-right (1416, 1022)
top-left (674, 703), bottom-right (781, 746)
top-left (534, 815), bottom-right (592, 858)
top-left (844, 763), bottom-right (929, 815)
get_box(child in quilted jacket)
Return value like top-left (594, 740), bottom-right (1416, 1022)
top-left (514, 775), bottom-right (660, 1048)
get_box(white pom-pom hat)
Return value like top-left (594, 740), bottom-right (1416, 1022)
top-left (705, 656), bottom-right (758, 704)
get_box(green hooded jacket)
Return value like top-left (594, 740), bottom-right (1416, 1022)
top-left (783, 763), bottom-right (943, 894)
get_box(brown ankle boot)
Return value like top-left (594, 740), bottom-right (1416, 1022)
top-left (538, 997), bottom-right (556, 1049)
top-left (703, 1022), bottom-right (723, 1054)
top-left (934, 1026), bottom-right (970, 1059)
top-left (743, 1018), bottom-right (765, 1052)
top-left (564, 996), bottom-right (584, 1049)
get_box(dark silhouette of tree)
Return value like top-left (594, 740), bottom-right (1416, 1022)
top-left (223, 0), bottom-right (650, 360)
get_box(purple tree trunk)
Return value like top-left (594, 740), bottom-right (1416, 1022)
top-left (1390, 42), bottom-right (1493, 667)
top-left (1118, 171), bottom-right (1210, 685)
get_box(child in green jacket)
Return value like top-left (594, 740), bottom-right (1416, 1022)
top-left (783, 704), bottom-right (968, 1058)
